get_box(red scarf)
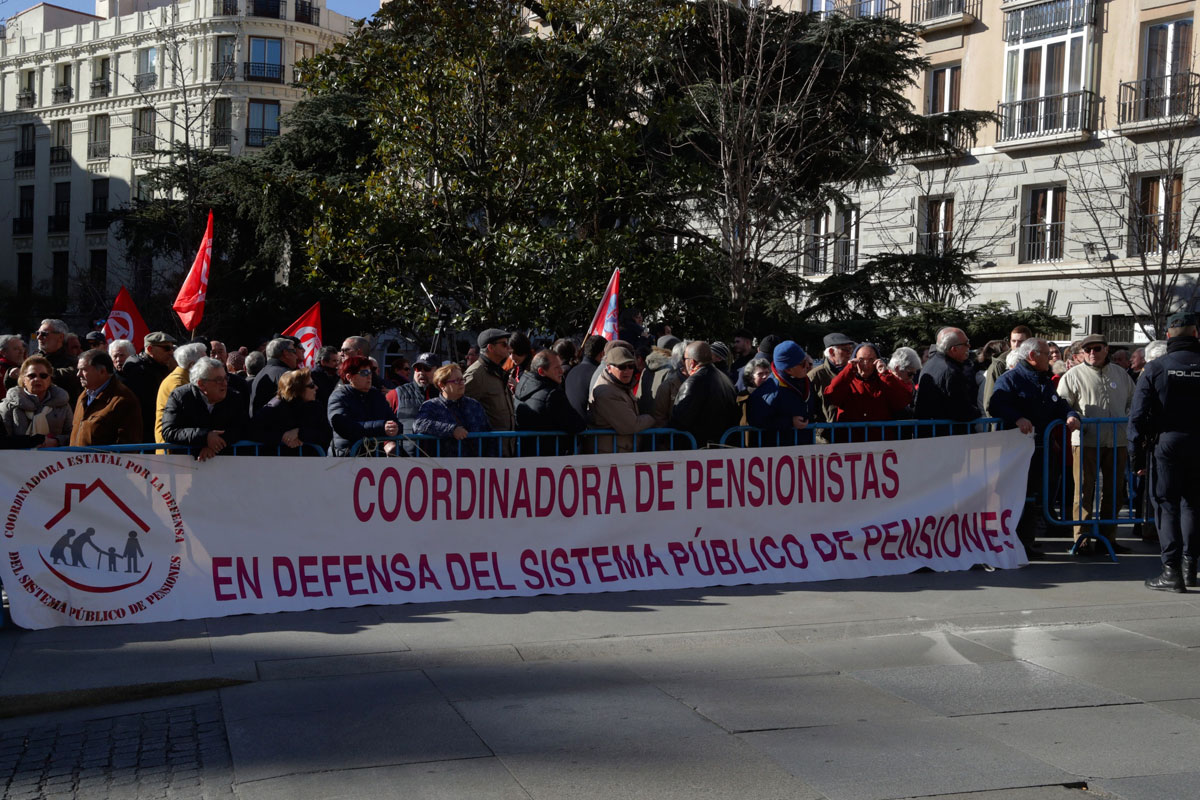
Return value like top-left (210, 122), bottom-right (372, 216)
top-left (771, 363), bottom-right (810, 401)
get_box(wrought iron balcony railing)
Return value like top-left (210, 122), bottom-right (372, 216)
top-left (244, 62), bottom-right (284, 83)
top-left (14, 149), bottom-right (35, 168)
top-left (48, 215), bottom-right (71, 233)
top-left (834, 0), bottom-right (900, 19)
top-left (1002, 0), bottom-right (1095, 43)
top-left (918, 231), bottom-right (954, 256)
top-left (52, 85), bottom-right (73, 104)
top-left (245, 127), bottom-right (279, 147)
top-left (1133, 212), bottom-right (1181, 255)
top-left (132, 135), bottom-right (156, 155)
top-left (90, 78), bottom-right (111, 98)
top-left (997, 90), bottom-right (1096, 143)
top-left (50, 146), bottom-right (71, 164)
top-left (13, 218), bottom-right (34, 236)
top-left (249, 0), bottom-right (286, 18)
top-left (211, 127), bottom-right (233, 147)
top-left (1118, 73), bottom-right (1200, 125)
top-left (85, 211), bottom-right (113, 231)
top-left (214, 0), bottom-right (239, 14)
top-left (88, 140), bottom-right (110, 160)
top-left (1021, 221), bottom-right (1065, 263)
top-left (800, 236), bottom-right (858, 276)
top-left (212, 61), bottom-right (237, 81)
top-left (911, 0), bottom-right (979, 24)
top-left (135, 72), bottom-right (157, 91)
top-left (295, 0), bottom-right (319, 24)
top-left (17, 90), bottom-right (36, 109)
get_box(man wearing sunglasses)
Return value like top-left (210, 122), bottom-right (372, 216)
top-left (33, 318), bottom-right (83, 407)
top-left (588, 346), bottom-right (655, 453)
top-left (388, 352), bottom-right (441, 456)
top-left (121, 331), bottom-right (178, 442)
top-left (1056, 333), bottom-right (1136, 556)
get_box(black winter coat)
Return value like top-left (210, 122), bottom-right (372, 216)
top-left (515, 371), bottom-right (586, 438)
top-left (249, 359), bottom-right (290, 414)
top-left (253, 396), bottom-right (330, 455)
top-left (670, 364), bottom-right (740, 446)
top-left (121, 353), bottom-right (172, 441)
top-left (160, 384), bottom-right (249, 455)
top-left (914, 351), bottom-right (980, 422)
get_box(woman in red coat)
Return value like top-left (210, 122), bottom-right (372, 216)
top-left (823, 343), bottom-right (913, 442)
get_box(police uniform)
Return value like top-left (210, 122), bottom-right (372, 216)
top-left (1127, 312), bottom-right (1200, 592)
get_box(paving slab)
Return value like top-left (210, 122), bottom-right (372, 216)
top-left (256, 644), bottom-right (522, 681)
top-left (1020, 649), bottom-right (1200, 702)
top-left (221, 671), bottom-right (490, 784)
top-left (893, 790), bottom-right (1088, 800)
top-left (1107, 616), bottom-right (1200, 648)
top-left (656, 672), bottom-right (931, 733)
top-left (1090, 771), bottom-right (1200, 800)
top-left (205, 610), bottom-right (411, 668)
top-left (741, 717), bottom-right (1072, 800)
top-left (232, 758), bottom-right (532, 800)
top-left (957, 623), bottom-right (1182, 659)
top-left (1151, 698), bottom-right (1200, 723)
top-left (958, 705), bottom-right (1200, 779)
top-left (434, 662), bottom-right (826, 800)
top-left (850, 661), bottom-right (1135, 716)
top-left (800, 631), bottom-right (1012, 671)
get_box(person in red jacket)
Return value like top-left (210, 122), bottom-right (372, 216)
top-left (823, 343), bottom-right (913, 442)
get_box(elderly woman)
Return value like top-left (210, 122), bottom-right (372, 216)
top-left (887, 346), bottom-right (922, 420)
top-left (253, 368), bottom-right (330, 455)
top-left (327, 355), bottom-right (399, 456)
top-left (414, 363), bottom-right (492, 455)
top-left (823, 342), bottom-right (913, 441)
top-left (1, 355), bottom-right (72, 447)
top-left (736, 356), bottom-right (773, 426)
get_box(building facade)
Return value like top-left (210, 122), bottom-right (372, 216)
top-left (799, 0), bottom-right (1200, 341)
top-left (0, 0), bottom-right (351, 329)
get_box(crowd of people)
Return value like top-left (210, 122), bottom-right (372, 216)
top-left (1, 312), bottom-right (1196, 585)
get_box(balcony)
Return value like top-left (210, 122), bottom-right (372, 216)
top-left (52, 85), bottom-right (73, 104)
top-left (132, 135), bottom-right (156, 155)
top-left (295, 0), bottom-right (319, 24)
top-left (245, 127), bottom-right (279, 147)
top-left (213, 0), bottom-right (239, 13)
top-left (834, 0), bottom-right (900, 19)
top-left (17, 90), bottom-right (36, 109)
top-left (800, 237), bottom-right (858, 276)
top-left (88, 140), bottom-right (110, 160)
top-left (211, 61), bottom-right (237, 81)
top-left (15, 149), bottom-right (35, 168)
top-left (906, 113), bottom-right (975, 162)
top-left (90, 78), bottom-right (111, 98)
top-left (13, 218), bottom-right (34, 236)
top-left (1021, 221), bottom-right (1065, 263)
top-left (918, 231), bottom-right (954, 256)
top-left (85, 211), bottom-right (112, 231)
top-left (244, 62), bottom-right (284, 83)
top-left (211, 127), bottom-right (233, 147)
top-left (249, 0), bottom-right (286, 18)
top-left (134, 72), bottom-right (157, 91)
top-left (1003, 0), bottom-right (1096, 44)
top-left (50, 146), bottom-right (71, 164)
top-left (912, 0), bottom-right (979, 30)
top-left (1117, 73), bottom-right (1200, 133)
top-left (48, 215), bottom-right (71, 234)
top-left (1132, 212), bottom-right (1180, 256)
top-left (995, 90), bottom-right (1096, 150)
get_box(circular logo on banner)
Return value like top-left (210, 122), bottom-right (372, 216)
top-left (3, 457), bottom-right (186, 624)
top-left (294, 325), bottom-right (320, 365)
top-left (105, 311), bottom-right (134, 341)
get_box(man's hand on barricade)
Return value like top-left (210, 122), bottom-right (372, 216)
top-left (384, 420), bottom-right (399, 436)
top-left (281, 428), bottom-right (301, 448)
top-left (197, 446), bottom-right (218, 462)
top-left (1016, 417), bottom-right (1034, 434)
top-left (452, 426), bottom-right (469, 440)
top-left (206, 430), bottom-right (227, 453)
top-left (792, 416), bottom-right (808, 430)
top-left (1065, 417), bottom-right (1081, 433)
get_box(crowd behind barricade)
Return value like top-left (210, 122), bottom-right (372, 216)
top-left (0, 313), bottom-right (1194, 572)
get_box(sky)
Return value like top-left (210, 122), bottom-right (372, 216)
top-left (2, 0), bottom-right (378, 23)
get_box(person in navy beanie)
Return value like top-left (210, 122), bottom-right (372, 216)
top-left (747, 340), bottom-right (819, 445)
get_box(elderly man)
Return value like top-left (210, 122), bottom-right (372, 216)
top-left (84, 331), bottom-right (107, 351)
top-left (566, 335), bottom-right (607, 419)
top-left (808, 332), bottom-right (856, 422)
top-left (340, 336), bottom-right (370, 362)
top-left (388, 351), bottom-right (440, 454)
top-left (209, 340), bottom-right (228, 362)
top-left (1056, 333), bottom-right (1136, 555)
top-left (670, 341), bottom-right (739, 447)
top-left (0, 333), bottom-right (27, 388)
top-left (982, 325), bottom-right (1032, 413)
top-left (515, 350), bottom-right (586, 452)
top-left (153, 342), bottom-right (210, 444)
top-left (990, 338), bottom-right (1081, 560)
top-left (1129, 312), bottom-right (1200, 592)
top-left (34, 318), bottom-right (82, 406)
top-left (464, 329), bottom-right (515, 433)
top-left (161, 357), bottom-right (249, 461)
top-left (70, 350), bottom-right (142, 446)
top-left (121, 331), bottom-right (177, 441)
top-left (915, 327), bottom-right (980, 424)
top-left (107, 339), bottom-right (136, 372)
top-left (250, 337), bottom-right (301, 413)
top-left (589, 346), bottom-right (655, 453)
top-left (1128, 347), bottom-right (1146, 381)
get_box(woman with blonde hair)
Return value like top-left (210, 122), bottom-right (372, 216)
top-left (1, 355), bottom-right (72, 447)
top-left (253, 368), bottom-right (330, 454)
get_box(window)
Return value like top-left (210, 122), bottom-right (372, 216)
top-left (800, 208), bottom-right (858, 275)
top-left (51, 120), bottom-right (71, 163)
top-left (50, 182), bottom-right (71, 232)
top-left (17, 253), bottom-right (32, 300)
top-left (16, 124), bottom-right (35, 168)
top-left (92, 179), bottom-right (110, 213)
top-left (88, 114), bottom-right (110, 159)
top-left (15, 186), bottom-right (34, 236)
top-left (211, 98), bottom-right (233, 147)
top-left (90, 250), bottom-right (108, 297)
top-left (53, 64), bottom-right (73, 103)
top-left (922, 197), bottom-right (954, 255)
top-left (1135, 174), bottom-right (1183, 254)
top-left (214, 36), bottom-right (237, 81)
top-left (1023, 186), bottom-right (1067, 262)
top-left (247, 100), bottom-right (280, 146)
top-left (133, 108), bottom-right (156, 154)
top-left (294, 41), bottom-right (315, 81)
top-left (92, 57), bottom-right (111, 97)
top-left (137, 47), bottom-right (158, 90)
top-left (1143, 18), bottom-right (1194, 119)
top-left (18, 70), bottom-right (36, 107)
top-left (1000, 0), bottom-right (1095, 141)
top-left (52, 252), bottom-right (70, 307)
top-left (247, 37), bottom-right (283, 82)
top-left (929, 65), bottom-right (960, 114)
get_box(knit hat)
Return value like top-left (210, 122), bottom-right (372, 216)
top-left (772, 341), bottom-right (808, 372)
top-left (758, 334), bottom-right (782, 357)
top-left (710, 341), bottom-right (731, 364)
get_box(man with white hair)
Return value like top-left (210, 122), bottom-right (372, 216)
top-left (808, 332), bottom-right (856, 422)
top-left (250, 337), bottom-right (301, 414)
top-left (0, 334), bottom-right (27, 388)
top-left (153, 342), bottom-right (209, 444)
top-left (914, 326), bottom-right (980, 423)
top-left (34, 318), bottom-right (82, 406)
top-left (108, 339), bottom-right (136, 371)
top-left (161, 357), bottom-right (248, 461)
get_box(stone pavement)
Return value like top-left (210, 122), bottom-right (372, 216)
top-left (3, 540), bottom-right (1200, 800)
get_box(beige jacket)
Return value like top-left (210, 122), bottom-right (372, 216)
top-left (588, 367), bottom-right (656, 453)
top-left (1056, 361), bottom-right (1135, 446)
top-left (155, 367), bottom-right (190, 443)
top-left (464, 356), bottom-right (514, 432)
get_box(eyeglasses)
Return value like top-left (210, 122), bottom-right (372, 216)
top-left (201, 377), bottom-right (228, 385)
top-left (35, 330), bottom-right (55, 338)
top-left (443, 378), bottom-right (465, 385)
top-left (355, 368), bottom-right (373, 377)
top-left (25, 372), bottom-right (51, 379)
top-left (1082, 345), bottom-right (1105, 353)
top-left (615, 364), bottom-right (636, 371)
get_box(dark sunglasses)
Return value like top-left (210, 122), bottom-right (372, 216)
top-left (26, 372), bottom-right (51, 379)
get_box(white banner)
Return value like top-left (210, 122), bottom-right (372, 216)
top-left (1, 430), bottom-right (1033, 629)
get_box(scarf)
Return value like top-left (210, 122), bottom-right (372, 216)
top-left (770, 363), bottom-right (811, 402)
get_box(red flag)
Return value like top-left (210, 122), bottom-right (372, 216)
top-left (172, 210), bottom-right (213, 331)
top-left (586, 268), bottom-right (620, 341)
top-left (281, 302), bottom-right (323, 368)
top-left (102, 287), bottom-right (150, 349)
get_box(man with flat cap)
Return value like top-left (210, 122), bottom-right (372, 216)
top-left (589, 345), bottom-right (655, 453)
top-left (465, 328), bottom-right (515, 434)
top-left (121, 331), bottom-right (177, 442)
top-left (808, 331), bottom-right (856, 423)
top-left (1129, 311), bottom-right (1200, 592)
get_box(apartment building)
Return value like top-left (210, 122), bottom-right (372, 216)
top-left (0, 0), bottom-right (351, 328)
top-left (798, 0), bottom-right (1199, 341)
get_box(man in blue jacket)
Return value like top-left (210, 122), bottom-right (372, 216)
top-left (989, 338), bottom-right (1080, 560)
top-left (1129, 311), bottom-right (1200, 592)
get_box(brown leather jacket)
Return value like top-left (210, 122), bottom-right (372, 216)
top-left (70, 375), bottom-right (144, 447)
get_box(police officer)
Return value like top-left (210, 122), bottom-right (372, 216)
top-left (1128, 311), bottom-right (1200, 592)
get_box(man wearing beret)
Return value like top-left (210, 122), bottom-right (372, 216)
top-left (465, 328), bottom-right (515, 434)
top-left (121, 331), bottom-right (177, 442)
top-left (588, 346), bottom-right (655, 453)
top-left (808, 332), bottom-right (856, 422)
top-left (1129, 311), bottom-right (1200, 592)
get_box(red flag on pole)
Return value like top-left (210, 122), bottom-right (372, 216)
top-left (172, 209), bottom-right (213, 331)
top-left (586, 268), bottom-right (620, 341)
top-left (281, 302), bottom-right (323, 368)
top-left (102, 286), bottom-right (150, 349)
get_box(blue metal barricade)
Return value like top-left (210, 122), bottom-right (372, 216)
top-left (1042, 417), bottom-right (1144, 561)
top-left (45, 440), bottom-right (327, 457)
top-left (718, 418), bottom-right (1003, 448)
top-left (348, 431), bottom-right (572, 458)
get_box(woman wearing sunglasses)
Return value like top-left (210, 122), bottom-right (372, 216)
top-left (253, 368), bottom-right (330, 455)
top-left (327, 355), bottom-right (399, 456)
top-left (414, 364), bottom-right (491, 456)
top-left (1, 355), bottom-right (73, 447)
